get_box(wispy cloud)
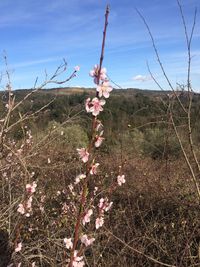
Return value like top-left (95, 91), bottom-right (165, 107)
top-left (133, 74), bottom-right (152, 82)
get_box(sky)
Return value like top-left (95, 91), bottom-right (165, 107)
top-left (0, 0), bottom-right (199, 91)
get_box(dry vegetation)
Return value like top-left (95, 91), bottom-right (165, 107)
top-left (1, 2), bottom-right (200, 267)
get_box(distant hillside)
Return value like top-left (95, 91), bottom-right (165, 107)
top-left (1, 86), bottom-right (200, 158)
top-left (10, 86), bottom-right (199, 98)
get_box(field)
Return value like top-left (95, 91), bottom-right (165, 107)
top-left (1, 86), bottom-right (200, 267)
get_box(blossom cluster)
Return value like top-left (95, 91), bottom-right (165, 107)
top-left (66, 65), bottom-right (126, 267)
top-left (85, 65), bottom-right (112, 117)
top-left (77, 65), bottom-right (112, 165)
top-left (96, 197), bottom-right (113, 229)
top-left (17, 181), bottom-right (37, 217)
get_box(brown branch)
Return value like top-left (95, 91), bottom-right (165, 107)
top-left (68, 5), bottom-right (110, 267)
top-left (96, 5), bottom-right (110, 93)
top-left (136, 8), bottom-right (187, 114)
top-left (104, 226), bottom-right (177, 267)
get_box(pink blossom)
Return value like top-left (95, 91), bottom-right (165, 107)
top-left (64, 238), bottom-right (73, 249)
top-left (117, 175), bottom-right (126, 186)
top-left (98, 198), bottom-right (113, 212)
top-left (15, 242), bottom-right (22, 253)
top-left (105, 201), bottom-right (113, 212)
top-left (93, 186), bottom-right (98, 195)
top-left (95, 120), bottom-right (103, 132)
top-left (95, 135), bottom-right (104, 148)
top-left (82, 209), bottom-right (93, 225)
top-left (85, 98), bottom-right (105, 116)
top-left (75, 174), bottom-right (86, 184)
top-left (72, 251), bottom-right (85, 267)
top-left (85, 98), bottom-right (91, 112)
top-left (77, 148), bottom-right (89, 163)
top-left (26, 181), bottom-right (37, 194)
top-left (90, 97), bottom-right (106, 116)
top-left (95, 217), bottom-right (104, 229)
top-left (17, 204), bottom-right (25, 215)
top-left (89, 65), bottom-right (107, 84)
top-left (81, 234), bottom-right (95, 247)
top-left (98, 198), bottom-right (105, 209)
top-left (89, 64), bottom-right (98, 77)
top-left (90, 163), bottom-right (99, 175)
top-left (97, 81), bottom-right (113, 98)
top-left (73, 261), bottom-right (85, 267)
top-left (74, 66), bottom-right (80, 71)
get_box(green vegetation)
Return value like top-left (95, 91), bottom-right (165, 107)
top-left (1, 87), bottom-right (200, 266)
top-left (2, 87), bottom-right (199, 160)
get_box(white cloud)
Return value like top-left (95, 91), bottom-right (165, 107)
top-left (132, 74), bottom-right (152, 82)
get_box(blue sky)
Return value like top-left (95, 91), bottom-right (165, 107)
top-left (0, 0), bottom-right (199, 91)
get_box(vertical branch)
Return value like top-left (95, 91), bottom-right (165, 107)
top-left (170, 111), bottom-right (200, 202)
top-left (138, 2), bottom-right (200, 200)
top-left (68, 6), bottom-right (110, 267)
top-left (136, 8), bottom-right (187, 114)
top-left (97, 5), bottom-right (110, 89)
top-left (177, 1), bottom-right (200, 174)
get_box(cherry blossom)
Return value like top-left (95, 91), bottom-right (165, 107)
top-left (95, 217), bottom-right (104, 229)
top-left (85, 98), bottom-right (91, 113)
top-left (73, 261), bottom-right (85, 267)
top-left (97, 81), bottom-right (113, 98)
top-left (89, 65), bottom-right (107, 84)
top-left (95, 120), bottom-right (103, 132)
top-left (15, 242), bottom-right (22, 253)
top-left (74, 66), bottom-right (80, 72)
top-left (90, 163), bottom-right (99, 175)
top-left (72, 251), bottom-right (85, 267)
top-left (81, 234), bottom-right (95, 247)
top-left (98, 198), bottom-right (113, 212)
top-left (85, 97), bottom-right (106, 116)
top-left (117, 175), bottom-right (126, 186)
top-left (95, 135), bottom-right (104, 148)
top-left (74, 174), bottom-right (86, 184)
top-left (77, 148), bottom-right (89, 163)
top-left (93, 186), bottom-right (98, 195)
top-left (104, 202), bottom-right (113, 211)
top-left (17, 204), bottom-right (25, 215)
top-left (64, 238), bottom-right (73, 249)
top-left (82, 209), bottom-right (93, 225)
top-left (26, 181), bottom-right (37, 194)
top-left (98, 198), bottom-right (105, 209)
top-left (89, 97), bottom-right (106, 116)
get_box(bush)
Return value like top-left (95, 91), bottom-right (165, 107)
top-left (47, 121), bottom-right (89, 149)
top-left (143, 128), bottom-right (181, 159)
top-left (130, 127), bottom-right (181, 159)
